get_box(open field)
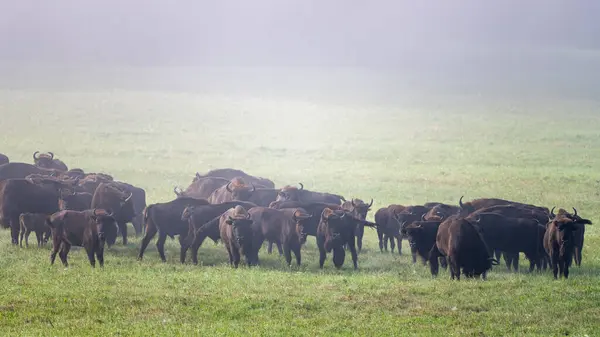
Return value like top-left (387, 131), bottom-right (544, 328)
top-left (1, 88), bottom-right (600, 336)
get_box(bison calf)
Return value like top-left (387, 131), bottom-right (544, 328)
top-left (19, 213), bottom-right (51, 247)
top-left (46, 209), bottom-right (117, 268)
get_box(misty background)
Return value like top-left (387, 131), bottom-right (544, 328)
top-left (1, 1), bottom-right (599, 103)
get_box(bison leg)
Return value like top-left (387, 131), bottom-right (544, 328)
top-left (138, 224), bottom-right (158, 260)
top-left (59, 243), bottom-right (71, 267)
top-left (190, 235), bottom-right (208, 265)
top-left (96, 244), bottom-right (105, 267)
top-left (10, 217), bottom-right (19, 245)
top-left (86, 247), bottom-right (96, 268)
top-left (131, 214), bottom-right (143, 237)
top-left (440, 256), bottom-right (448, 270)
top-left (551, 253), bottom-right (559, 279)
top-left (563, 259), bottom-right (570, 279)
top-left (355, 225), bottom-right (364, 253)
top-left (35, 230), bottom-right (43, 248)
top-left (396, 236), bottom-right (402, 255)
top-left (118, 222), bottom-right (128, 245)
top-left (512, 254), bottom-right (519, 272)
top-left (348, 240), bottom-right (358, 270)
top-left (292, 243), bottom-right (301, 266)
top-left (317, 239), bottom-right (327, 269)
top-left (231, 247), bottom-right (241, 268)
top-left (574, 246), bottom-right (582, 267)
top-left (267, 242), bottom-right (273, 254)
top-left (428, 245), bottom-right (440, 277)
top-left (179, 235), bottom-right (189, 264)
top-left (276, 242), bottom-right (283, 256)
top-left (388, 235), bottom-right (395, 253)
top-left (377, 228), bottom-right (385, 252)
top-left (332, 247), bottom-right (346, 269)
top-left (50, 240), bottom-right (61, 265)
top-left (411, 246), bottom-right (418, 264)
top-left (156, 233), bottom-right (168, 262)
top-left (283, 244), bottom-right (292, 266)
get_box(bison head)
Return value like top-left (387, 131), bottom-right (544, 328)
top-left (225, 206), bottom-right (254, 248)
top-left (458, 196), bottom-right (476, 216)
top-left (349, 198), bottom-right (373, 220)
top-left (33, 151), bottom-right (55, 168)
top-left (402, 223), bottom-right (423, 250)
top-left (275, 183), bottom-right (304, 202)
top-left (91, 209), bottom-right (118, 242)
top-left (320, 208), bottom-right (348, 250)
top-left (225, 180), bottom-right (256, 201)
top-left (292, 208), bottom-right (313, 244)
top-left (181, 205), bottom-right (195, 222)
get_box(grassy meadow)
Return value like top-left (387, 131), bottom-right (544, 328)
top-left (1, 86), bottom-right (600, 336)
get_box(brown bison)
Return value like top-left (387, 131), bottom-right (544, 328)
top-left (194, 169), bottom-right (275, 189)
top-left (33, 151), bottom-right (68, 172)
top-left (317, 208), bottom-right (377, 270)
top-left (466, 212), bottom-right (547, 272)
top-left (550, 207), bottom-right (592, 267)
top-left (0, 153), bottom-right (8, 165)
top-left (76, 173), bottom-right (114, 194)
top-left (219, 205), bottom-right (256, 267)
top-left (0, 162), bottom-right (58, 181)
top-left (422, 203), bottom-right (460, 221)
top-left (402, 220), bottom-right (447, 267)
top-left (59, 190), bottom-right (93, 211)
top-left (177, 200), bottom-right (257, 264)
top-left (177, 176), bottom-right (230, 199)
top-left (544, 211), bottom-right (591, 279)
top-left (0, 177), bottom-right (75, 244)
top-left (247, 207), bottom-right (312, 266)
top-left (138, 197), bottom-right (211, 262)
top-left (341, 198), bottom-right (373, 252)
top-left (374, 204), bottom-right (406, 254)
top-left (275, 183), bottom-right (345, 205)
top-left (113, 181), bottom-right (147, 236)
top-left (91, 183), bottom-right (135, 246)
top-left (429, 216), bottom-right (498, 280)
top-left (46, 209), bottom-right (118, 267)
top-left (207, 177), bottom-right (256, 204)
top-left (19, 213), bottom-right (51, 247)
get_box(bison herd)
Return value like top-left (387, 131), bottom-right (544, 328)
top-left (0, 152), bottom-right (593, 280)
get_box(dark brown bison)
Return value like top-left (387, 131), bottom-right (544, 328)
top-left (0, 154), bottom-right (8, 165)
top-left (0, 177), bottom-right (75, 244)
top-left (275, 183), bottom-right (345, 205)
top-left (194, 169), bottom-right (275, 189)
top-left (429, 216), bottom-right (498, 280)
top-left (59, 190), bottom-right (93, 211)
top-left (19, 213), bottom-right (51, 247)
top-left (402, 220), bottom-right (443, 265)
top-left (247, 207), bottom-right (312, 266)
top-left (373, 204), bottom-right (406, 254)
top-left (75, 173), bottom-right (114, 194)
top-left (177, 176), bottom-right (230, 199)
top-left (138, 197), bottom-right (211, 262)
top-left (269, 200), bottom-right (344, 245)
top-left (458, 196), bottom-right (548, 216)
top-left (207, 177), bottom-right (256, 204)
top-left (317, 208), bottom-right (377, 270)
top-left (0, 162), bottom-right (58, 181)
top-left (544, 211), bottom-right (591, 279)
top-left (46, 209), bottom-right (117, 267)
top-left (33, 151), bottom-right (68, 172)
top-left (341, 198), bottom-right (373, 252)
top-left (177, 200), bottom-right (257, 264)
top-left (90, 183), bottom-right (135, 246)
top-left (219, 205), bottom-right (256, 267)
top-left (549, 207), bottom-right (592, 269)
top-left (466, 212), bottom-right (547, 272)
top-left (422, 203), bottom-right (460, 221)
top-left (113, 181), bottom-right (147, 236)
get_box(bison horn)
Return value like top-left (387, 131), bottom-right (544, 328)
top-left (250, 183), bottom-right (255, 193)
top-left (298, 183), bottom-right (304, 191)
top-left (125, 192), bottom-right (133, 203)
top-left (421, 214), bottom-right (426, 221)
top-left (489, 258), bottom-right (500, 265)
top-left (339, 211), bottom-right (346, 219)
top-left (48, 152), bottom-right (54, 160)
top-left (226, 182), bottom-right (233, 193)
top-left (367, 199), bottom-right (373, 208)
top-left (107, 209), bottom-right (114, 217)
top-left (459, 196), bottom-right (465, 209)
top-left (351, 199), bottom-right (357, 208)
top-left (572, 207), bottom-right (578, 217)
top-left (174, 186), bottom-right (182, 196)
top-left (33, 151), bottom-right (40, 160)
top-left (550, 206), bottom-right (556, 218)
top-left (246, 212), bottom-right (252, 220)
top-left (196, 172), bottom-right (201, 180)
top-left (93, 208), bottom-right (99, 217)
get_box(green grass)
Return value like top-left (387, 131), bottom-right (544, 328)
top-left (1, 88), bottom-right (600, 336)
